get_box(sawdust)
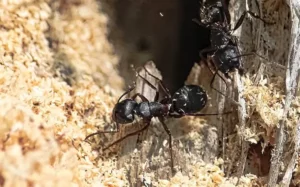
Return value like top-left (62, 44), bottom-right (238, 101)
top-left (0, 0), bottom-right (125, 186)
top-left (0, 0), bottom-right (298, 186)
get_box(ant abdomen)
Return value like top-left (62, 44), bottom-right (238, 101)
top-left (172, 85), bottom-right (207, 114)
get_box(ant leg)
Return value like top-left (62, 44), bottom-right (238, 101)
top-left (158, 117), bottom-right (175, 175)
top-left (199, 48), bottom-right (219, 76)
top-left (220, 0), bottom-right (231, 25)
top-left (169, 111), bottom-right (231, 118)
top-left (199, 47), bottom-right (215, 64)
top-left (184, 110), bottom-right (232, 116)
top-left (232, 10), bottom-right (274, 31)
top-left (199, 49), bottom-right (230, 97)
top-left (117, 85), bottom-right (136, 103)
top-left (209, 69), bottom-right (229, 97)
top-left (134, 69), bottom-right (161, 102)
top-left (131, 93), bottom-right (149, 102)
top-left (229, 52), bottom-right (267, 61)
top-left (207, 61), bottom-right (242, 106)
top-left (84, 123), bottom-right (120, 141)
top-left (203, 54), bottom-right (229, 97)
top-left (102, 120), bottom-right (151, 151)
top-left (228, 52), bottom-right (269, 75)
top-left (168, 113), bottom-right (184, 118)
top-left (85, 84), bottom-right (137, 141)
top-left (142, 66), bottom-right (171, 99)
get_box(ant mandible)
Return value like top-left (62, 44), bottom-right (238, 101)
top-left (85, 64), bottom-right (230, 175)
top-left (194, 0), bottom-right (273, 96)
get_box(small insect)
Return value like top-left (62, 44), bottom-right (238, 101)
top-left (85, 65), bottom-right (230, 175)
top-left (194, 0), bottom-right (273, 94)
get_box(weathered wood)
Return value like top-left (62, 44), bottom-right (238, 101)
top-left (268, 1), bottom-right (300, 186)
top-left (281, 120), bottom-right (300, 187)
top-left (228, 0), bottom-right (291, 180)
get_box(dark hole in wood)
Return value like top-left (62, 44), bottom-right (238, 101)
top-left (98, 0), bottom-right (210, 93)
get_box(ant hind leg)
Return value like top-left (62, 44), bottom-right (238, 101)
top-left (158, 117), bottom-right (175, 176)
top-left (85, 123), bottom-right (120, 141)
top-left (102, 120), bottom-right (151, 151)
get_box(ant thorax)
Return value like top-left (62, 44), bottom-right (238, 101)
top-left (135, 101), bottom-right (170, 118)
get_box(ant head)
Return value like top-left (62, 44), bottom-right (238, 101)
top-left (112, 99), bottom-right (137, 124)
top-left (200, 4), bottom-right (223, 25)
top-left (171, 85), bottom-right (207, 114)
top-left (213, 45), bottom-right (241, 74)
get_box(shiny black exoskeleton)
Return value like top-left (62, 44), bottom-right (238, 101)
top-left (199, 0), bottom-right (228, 26)
top-left (171, 85), bottom-right (207, 114)
top-left (212, 44), bottom-right (243, 78)
top-left (195, 0), bottom-right (272, 92)
top-left (113, 84), bottom-right (207, 125)
top-left (85, 66), bottom-right (226, 175)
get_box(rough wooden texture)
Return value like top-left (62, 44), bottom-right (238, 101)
top-left (281, 120), bottom-right (300, 187)
top-left (267, 1), bottom-right (300, 186)
top-left (0, 0), bottom-right (127, 186)
top-left (227, 0), bottom-right (292, 180)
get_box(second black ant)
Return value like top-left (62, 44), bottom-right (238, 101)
top-left (194, 0), bottom-right (273, 95)
top-left (85, 64), bottom-right (231, 175)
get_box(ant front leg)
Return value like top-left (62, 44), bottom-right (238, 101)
top-left (203, 52), bottom-right (229, 97)
top-left (85, 85), bottom-right (137, 141)
top-left (228, 51), bottom-right (271, 76)
top-left (134, 69), bottom-right (161, 102)
top-left (199, 47), bottom-right (217, 71)
top-left (230, 52), bottom-right (268, 62)
top-left (142, 66), bottom-right (172, 99)
top-left (117, 85), bottom-right (136, 103)
top-left (135, 65), bottom-right (172, 102)
top-left (132, 93), bottom-right (149, 102)
top-left (232, 10), bottom-right (274, 32)
top-left (210, 69), bottom-right (229, 97)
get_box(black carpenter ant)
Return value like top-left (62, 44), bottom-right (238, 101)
top-left (194, 0), bottom-right (273, 95)
top-left (85, 65), bottom-right (230, 175)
